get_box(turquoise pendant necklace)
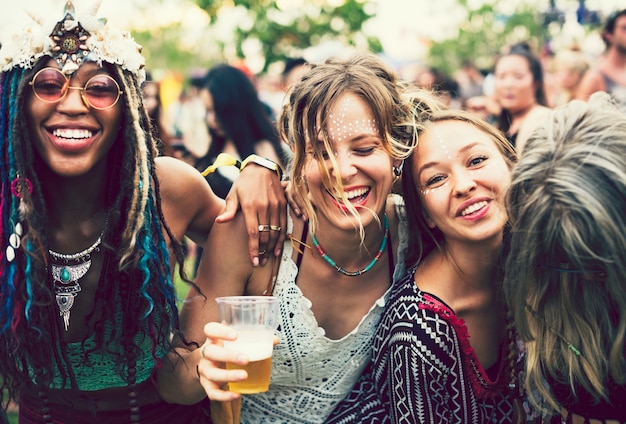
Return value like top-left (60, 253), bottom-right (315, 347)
top-left (49, 222), bottom-right (107, 331)
top-left (312, 214), bottom-right (389, 277)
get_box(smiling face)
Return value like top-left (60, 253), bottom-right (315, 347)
top-left (304, 92), bottom-right (397, 229)
top-left (413, 119), bottom-right (511, 245)
top-left (26, 59), bottom-right (123, 178)
top-left (494, 54), bottom-right (538, 114)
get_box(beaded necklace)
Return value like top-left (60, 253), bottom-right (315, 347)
top-left (311, 214), bottom-right (389, 277)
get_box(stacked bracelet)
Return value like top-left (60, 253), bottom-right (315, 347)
top-left (201, 153), bottom-right (283, 180)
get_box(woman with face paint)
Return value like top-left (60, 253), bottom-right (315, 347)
top-left (162, 53), bottom-right (440, 423)
top-left (380, 109), bottom-right (524, 423)
top-left (329, 109), bottom-right (556, 423)
top-left (0, 2), bottom-right (286, 422)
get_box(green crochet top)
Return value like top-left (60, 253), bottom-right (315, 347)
top-left (51, 329), bottom-right (168, 391)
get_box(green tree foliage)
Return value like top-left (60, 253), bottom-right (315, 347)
top-left (428, 1), bottom-right (545, 75)
top-left (133, 24), bottom-right (206, 74)
top-left (193, 0), bottom-right (381, 72)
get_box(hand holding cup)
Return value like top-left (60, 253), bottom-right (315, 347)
top-left (215, 296), bottom-right (279, 394)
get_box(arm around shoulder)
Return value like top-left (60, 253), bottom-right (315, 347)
top-left (155, 156), bottom-right (225, 247)
top-left (157, 213), bottom-right (257, 404)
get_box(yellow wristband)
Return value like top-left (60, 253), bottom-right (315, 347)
top-left (200, 153), bottom-right (241, 177)
top-left (240, 154), bottom-right (283, 180)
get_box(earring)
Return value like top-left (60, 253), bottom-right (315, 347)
top-left (393, 161), bottom-right (404, 177)
top-left (6, 176), bottom-right (32, 262)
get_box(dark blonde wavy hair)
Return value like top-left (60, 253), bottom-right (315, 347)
top-left (278, 52), bottom-right (442, 237)
top-left (504, 92), bottom-right (626, 411)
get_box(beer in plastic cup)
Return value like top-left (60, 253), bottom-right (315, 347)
top-left (216, 296), bottom-right (279, 394)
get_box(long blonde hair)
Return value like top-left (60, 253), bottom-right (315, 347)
top-left (504, 92), bottom-right (626, 411)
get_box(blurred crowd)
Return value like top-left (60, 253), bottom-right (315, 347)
top-left (138, 9), bottom-right (626, 278)
top-left (147, 8), bottom-right (626, 173)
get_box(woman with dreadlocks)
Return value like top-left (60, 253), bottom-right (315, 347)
top-left (0, 2), bottom-right (286, 422)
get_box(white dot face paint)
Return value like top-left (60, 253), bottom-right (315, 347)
top-left (420, 128), bottom-right (452, 196)
top-left (304, 92), bottom-right (395, 228)
top-left (325, 95), bottom-right (378, 146)
top-left (412, 119), bottom-right (511, 242)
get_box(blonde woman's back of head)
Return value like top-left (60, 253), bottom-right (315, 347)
top-left (505, 92), bottom-right (626, 411)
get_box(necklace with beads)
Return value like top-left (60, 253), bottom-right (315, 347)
top-left (311, 214), bottom-right (389, 277)
top-left (49, 221), bottom-right (108, 331)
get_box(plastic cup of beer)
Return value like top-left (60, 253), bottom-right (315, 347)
top-left (216, 296), bottom-right (279, 394)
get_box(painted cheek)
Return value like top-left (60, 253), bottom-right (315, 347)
top-left (420, 181), bottom-right (449, 197)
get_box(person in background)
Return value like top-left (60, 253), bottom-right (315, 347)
top-left (167, 74), bottom-right (211, 166)
top-left (575, 9), bottom-right (626, 111)
top-left (467, 42), bottom-right (551, 154)
top-left (281, 57), bottom-right (309, 95)
top-left (454, 59), bottom-right (486, 106)
top-left (505, 92), bottom-right (626, 423)
top-left (415, 66), bottom-right (462, 109)
top-left (0, 2), bottom-right (286, 421)
top-left (548, 48), bottom-right (590, 107)
top-left (142, 72), bottom-right (174, 156)
top-left (491, 42), bottom-right (551, 153)
top-left (157, 53), bottom-right (439, 423)
top-left (276, 57), bottom-right (310, 160)
top-left (198, 63), bottom-right (286, 199)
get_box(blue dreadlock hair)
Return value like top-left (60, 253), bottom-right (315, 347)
top-left (0, 57), bottom-right (190, 409)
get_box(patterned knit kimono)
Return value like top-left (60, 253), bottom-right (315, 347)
top-left (328, 266), bottom-right (545, 424)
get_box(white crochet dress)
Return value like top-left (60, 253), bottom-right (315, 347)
top-left (240, 196), bottom-right (407, 423)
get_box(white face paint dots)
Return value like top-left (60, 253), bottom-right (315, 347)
top-left (325, 96), bottom-right (378, 144)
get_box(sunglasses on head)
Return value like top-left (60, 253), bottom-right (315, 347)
top-left (29, 67), bottom-right (122, 110)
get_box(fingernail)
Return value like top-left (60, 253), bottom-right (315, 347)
top-left (275, 248), bottom-right (282, 257)
top-left (252, 257), bottom-right (259, 267)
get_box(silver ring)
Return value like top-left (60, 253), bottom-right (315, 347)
top-left (258, 225), bottom-right (271, 232)
top-left (270, 225), bottom-right (282, 231)
top-left (258, 250), bottom-right (267, 256)
top-left (201, 344), bottom-right (208, 358)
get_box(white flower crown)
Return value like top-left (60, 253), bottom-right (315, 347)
top-left (1, 1), bottom-right (146, 83)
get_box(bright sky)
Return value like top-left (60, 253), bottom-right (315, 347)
top-left (1, 0), bottom-right (623, 63)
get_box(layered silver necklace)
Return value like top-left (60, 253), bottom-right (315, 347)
top-left (49, 224), bottom-right (107, 331)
